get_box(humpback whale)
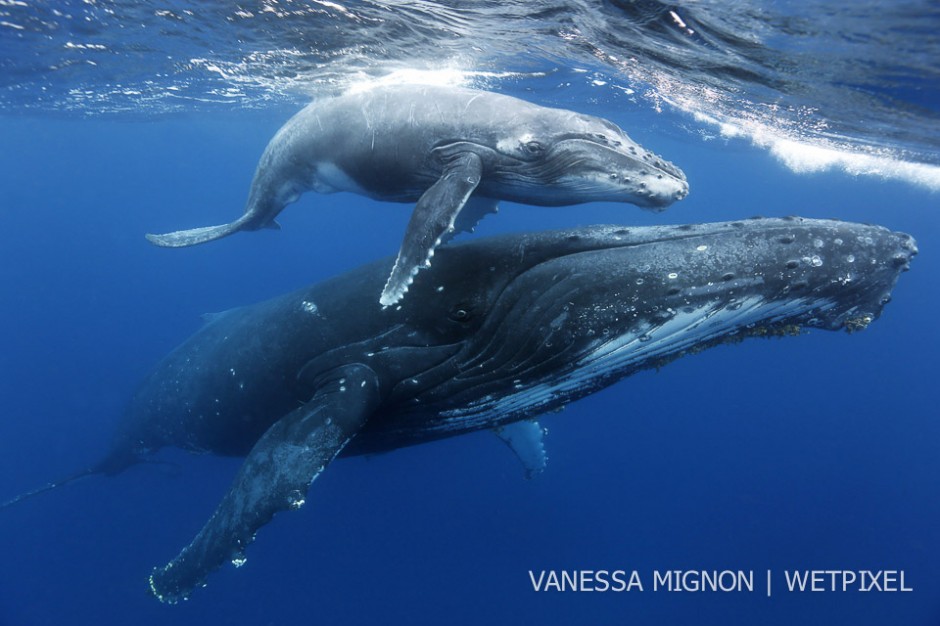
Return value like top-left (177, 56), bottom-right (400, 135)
top-left (145, 85), bottom-right (689, 305)
top-left (3, 218), bottom-right (915, 602)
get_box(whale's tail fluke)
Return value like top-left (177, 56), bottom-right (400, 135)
top-left (145, 210), bottom-right (283, 247)
top-left (0, 448), bottom-right (142, 512)
top-left (146, 221), bottom-right (244, 248)
top-left (0, 468), bottom-right (99, 511)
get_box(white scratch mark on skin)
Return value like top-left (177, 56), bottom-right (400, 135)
top-left (464, 93), bottom-right (482, 113)
top-left (371, 130), bottom-right (375, 151)
top-left (315, 114), bottom-right (323, 131)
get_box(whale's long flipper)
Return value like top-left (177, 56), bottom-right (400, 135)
top-left (148, 364), bottom-right (380, 603)
top-left (380, 151), bottom-right (483, 307)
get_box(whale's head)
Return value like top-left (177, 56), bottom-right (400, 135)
top-left (480, 110), bottom-right (689, 209)
top-left (393, 218), bottom-right (914, 432)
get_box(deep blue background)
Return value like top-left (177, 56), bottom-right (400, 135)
top-left (0, 89), bottom-right (938, 626)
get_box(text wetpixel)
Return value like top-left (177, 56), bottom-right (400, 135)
top-left (784, 570), bottom-right (912, 592)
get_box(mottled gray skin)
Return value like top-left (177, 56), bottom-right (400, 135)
top-left (12, 218), bottom-right (916, 602)
top-left (146, 85), bottom-right (689, 304)
top-left (134, 217), bottom-right (913, 601)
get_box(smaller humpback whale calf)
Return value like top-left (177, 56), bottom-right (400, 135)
top-left (2, 218), bottom-right (915, 602)
top-left (145, 85), bottom-right (689, 305)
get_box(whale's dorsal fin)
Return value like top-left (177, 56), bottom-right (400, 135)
top-left (148, 363), bottom-right (380, 604)
top-left (200, 306), bottom-right (244, 325)
top-left (380, 150), bottom-right (483, 307)
top-left (494, 420), bottom-right (548, 479)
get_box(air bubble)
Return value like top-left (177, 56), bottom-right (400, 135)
top-left (846, 254), bottom-right (855, 263)
top-left (810, 255), bottom-right (823, 267)
top-left (287, 490), bottom-right (306, 509)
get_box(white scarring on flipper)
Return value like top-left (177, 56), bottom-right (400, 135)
top-left (493, 420), bottom-right (548, 479)
top-left (379, 153), bottom-right (485, 307)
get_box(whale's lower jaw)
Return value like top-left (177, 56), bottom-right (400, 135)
top-left (351, 295), bottom-right (836, 449)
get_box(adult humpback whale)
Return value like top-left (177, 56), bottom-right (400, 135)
top-left (2, 218), bottom-right (915, 602)
top-left (145, 85), bottom-right (689, 305)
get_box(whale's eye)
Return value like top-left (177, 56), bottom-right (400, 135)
top-left (523, 141), bottom-right (544, 156)
top-left (448, 305), bottom-right (474, 323)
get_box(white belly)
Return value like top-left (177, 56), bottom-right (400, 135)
top-left (311, 161), bottom-right (367, 194)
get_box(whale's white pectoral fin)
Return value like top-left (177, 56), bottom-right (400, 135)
top-left (148, 363), bottom-right (380, 604)
top-left (379, 151), bottom-right (483, 307)
top-left (494, 420), bottom-right (549, 480)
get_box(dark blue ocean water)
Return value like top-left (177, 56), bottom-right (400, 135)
top-left (1, 94), bottom-right (937, 625)
top-left (1, 3), bottom-right (939, 624)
